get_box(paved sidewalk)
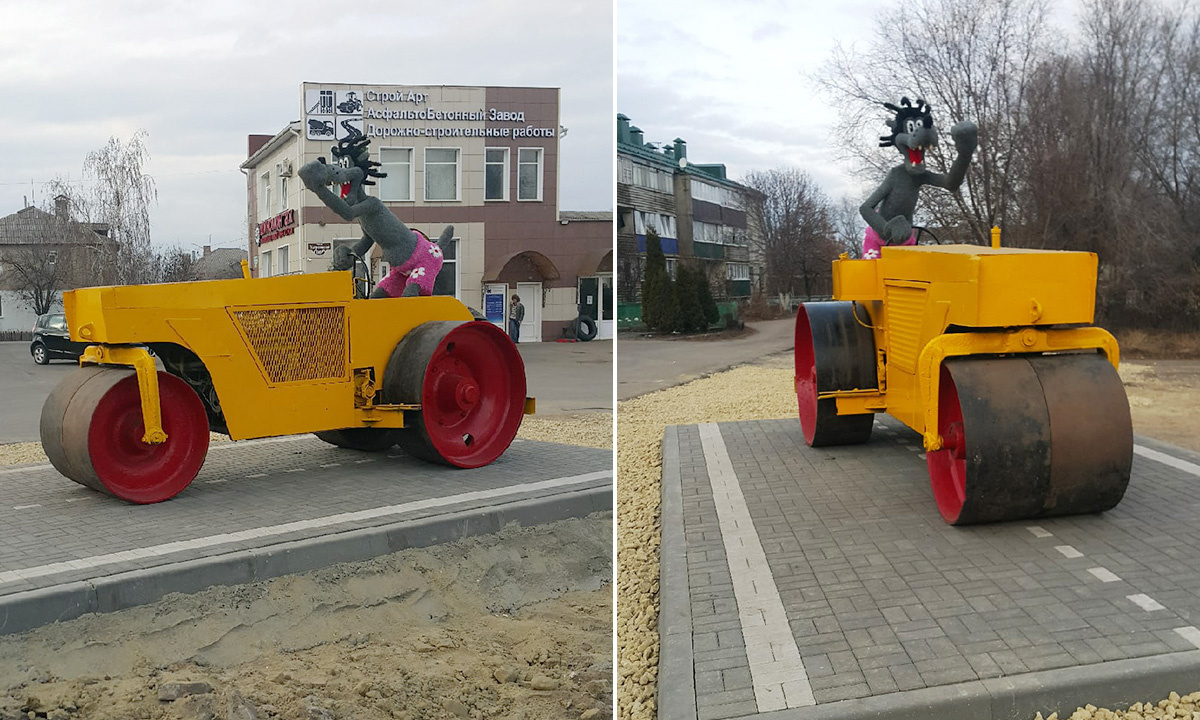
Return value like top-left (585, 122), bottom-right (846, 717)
top-left (660, 417), bottom-right (1200, 720)
top-left (0, 435), bottom-right (610, 635)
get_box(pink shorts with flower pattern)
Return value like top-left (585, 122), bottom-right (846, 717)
top-left (376, 230), bottom-right (444, 297)
top-left (862, 225), bottom-right (917, 260)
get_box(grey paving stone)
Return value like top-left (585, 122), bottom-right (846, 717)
top-left (663, 419), bottom-right (1200, 715)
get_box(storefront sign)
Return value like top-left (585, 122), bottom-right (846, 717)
top-left (304, 84), bottom-right (557, 142)
top-left (257, 209), bottom-right (296, 245)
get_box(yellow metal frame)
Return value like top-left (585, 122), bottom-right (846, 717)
top-left (917, 327), bottom-right (1119, 451)
top-left (823, 240), bottom-right (1121, 455)
top-left (79, 345), bottom-right (167, 445)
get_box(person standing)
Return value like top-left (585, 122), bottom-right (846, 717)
top-left (509, 294), bottom-right (525, 343)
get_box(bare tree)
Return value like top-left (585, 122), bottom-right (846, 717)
top-left (743, 168), bottom-right (840, 298)
top-left (83, 130), bottom-right (158, 285)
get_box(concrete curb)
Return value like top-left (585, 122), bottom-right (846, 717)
top-left (724, 650), bottom-right (1200, 719)
top-left (658, 425), bottom-right (698, 720)
top-left (0, 484), bottom-right (610, 637)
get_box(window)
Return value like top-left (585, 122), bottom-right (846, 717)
top-left (433, 238), bottom-right (458, 298)
top-left (485, 148), bottom-right (509, 201)
top-left (518, 148), bottom-right (543, 201)
top-left (634, 211), bottom-right (676, 239)
top-left (380, 148), bottom-right (413, 201)
top-left (629, 161), bottom-right (672, 193)
top-left (665, 257), bottom-right (677, 280)
top-left (276, 244), bottom-right (289, 275)
top-left (279, 175), bottom-right (288, 211)
top-left (260, 171), bottom-right (272, 219)
top-left (424, 148), bottom-right (460, 201)
top-left (692, 180), bottom-right (744, 210)
top-left (726, 263), bottom-right (750, 281)
top-left (261, 250), bottom-right (272, 278)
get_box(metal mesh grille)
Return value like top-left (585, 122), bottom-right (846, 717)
top-left (886, 284), bottom-right (927, 374)
top-left (234, 306), bottom-right (346, 383)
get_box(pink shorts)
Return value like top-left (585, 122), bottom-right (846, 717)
top-left (862, 225), bottom-right (916, 260)
top-left (376, 230), bottom-right (444, 297)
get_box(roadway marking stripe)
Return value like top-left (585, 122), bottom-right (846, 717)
top-left (1027, 526), bottom-right (1053, 538)
top-left (1128, 594), bottom-right (1166, 612)
top-left (1175, 627), bottom-right (1200, 648)
top-left (1088, 568), bottom-right (1121, 583)
top-left (1134, 445), bottom-right (1200, 477)
top-left (0, 470), bottom-right (610, 587)
top-left (698, 423), bottom-right (814, 711)
top-left (1055, 545), bottom-right (1083, 559)
top-left (0, 436), bottom-right (316, 477)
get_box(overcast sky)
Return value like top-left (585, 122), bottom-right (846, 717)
top-left (0, 0), bottom-right (613, 253)
top-left (617, 0), bottom-right (1083, 207)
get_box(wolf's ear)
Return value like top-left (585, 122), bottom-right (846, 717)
top-left (438, 225), bottom-right (455, 243)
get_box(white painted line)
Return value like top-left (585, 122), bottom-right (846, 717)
top-left (1027, 526), bottom-right (1053, 538)
top-left (918, 454), bottom-right (926, 460)
top-left (907, 446), bottom-right (920, 452)
top-left (0, 436), bottom-right (312, 477)
top-left (0, 469), bottom-right (610, 587)
top-left (1088, 568), bottom-right (1121, 583)
top-left (0, 464), bottom-right (50, 476)
top-left (354, 459), bottom-right (375, 464)
top-left (204, 479), bottom-right (229, 484)
top-left (319, 463), bottom-right (341, 468)
top-left (1055, 545), bottom-right (1083, 559)
top-left (1128, 594), bottom-right (1166, 612)
top-left (698, 423), bottom-right (814, 711)
top-left (12, 504), bottom-right (40, 510)
top-left (1175, 626), bottom-right (1200, 649)
top-left (284, 468), bottom-right (307, 473)
top-left (1135, 445), bottom-right (1200, 477)
top-left (247, 473), bottom-right (267, 479)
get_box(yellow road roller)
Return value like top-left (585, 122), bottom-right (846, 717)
top-left (794, 235), bottom-right (1132, 525)
top-left (40, 270), bottom-right (532, 504)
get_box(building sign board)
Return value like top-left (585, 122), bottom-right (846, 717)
top-left (306, 242), bottom-right (333, 259)
top-left (257, 209), bottom-right (296, 245)
top-left (303, 84), bottom-right (557, 143)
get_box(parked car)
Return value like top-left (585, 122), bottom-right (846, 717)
top-left (30, 313), bottom-right (90, 365)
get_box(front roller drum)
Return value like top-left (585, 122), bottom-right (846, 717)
top-left (795, 302), bottom-right (877, 447)
top-left (384, 321), bottom-right (526, 468)
top-left (927, 353), bottom-right (1132, 525)
top-left (40, 367), bottom-right (210, 503)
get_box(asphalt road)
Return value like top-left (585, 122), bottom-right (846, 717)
top-left (0, 338), bottom-right (612, 444)
top-left (616, 317), bottom-right (795, 400)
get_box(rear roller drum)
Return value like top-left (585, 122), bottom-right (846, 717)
top-left (314, 428), bottom-right (402, 452)
top-left (927, 353), bottom-right (1132, 525)
top-left (40, 367), bottom-right (211, 503)
top-left (795, 302), bottom-right (877, 447)
top-left (384, 321), bottom-right (526, 468)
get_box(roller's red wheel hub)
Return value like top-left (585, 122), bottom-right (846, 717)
top-left (414, 322), bottom-right (525, 467)
top-left (794, 306), bottom-right (819, 445)
top-left (927, 364), bottom-right (968, 523)
top-left (88, 372), bottom-right (210, 503)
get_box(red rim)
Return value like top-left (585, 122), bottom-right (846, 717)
top-left (927, 364), bottom-right (967, 523)
top-left (88, 372), bottom-right (210, 503)
top-left (795, 307), bottom-right (818, 445)
top-left (420, 322), bottom-right (525, 468)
